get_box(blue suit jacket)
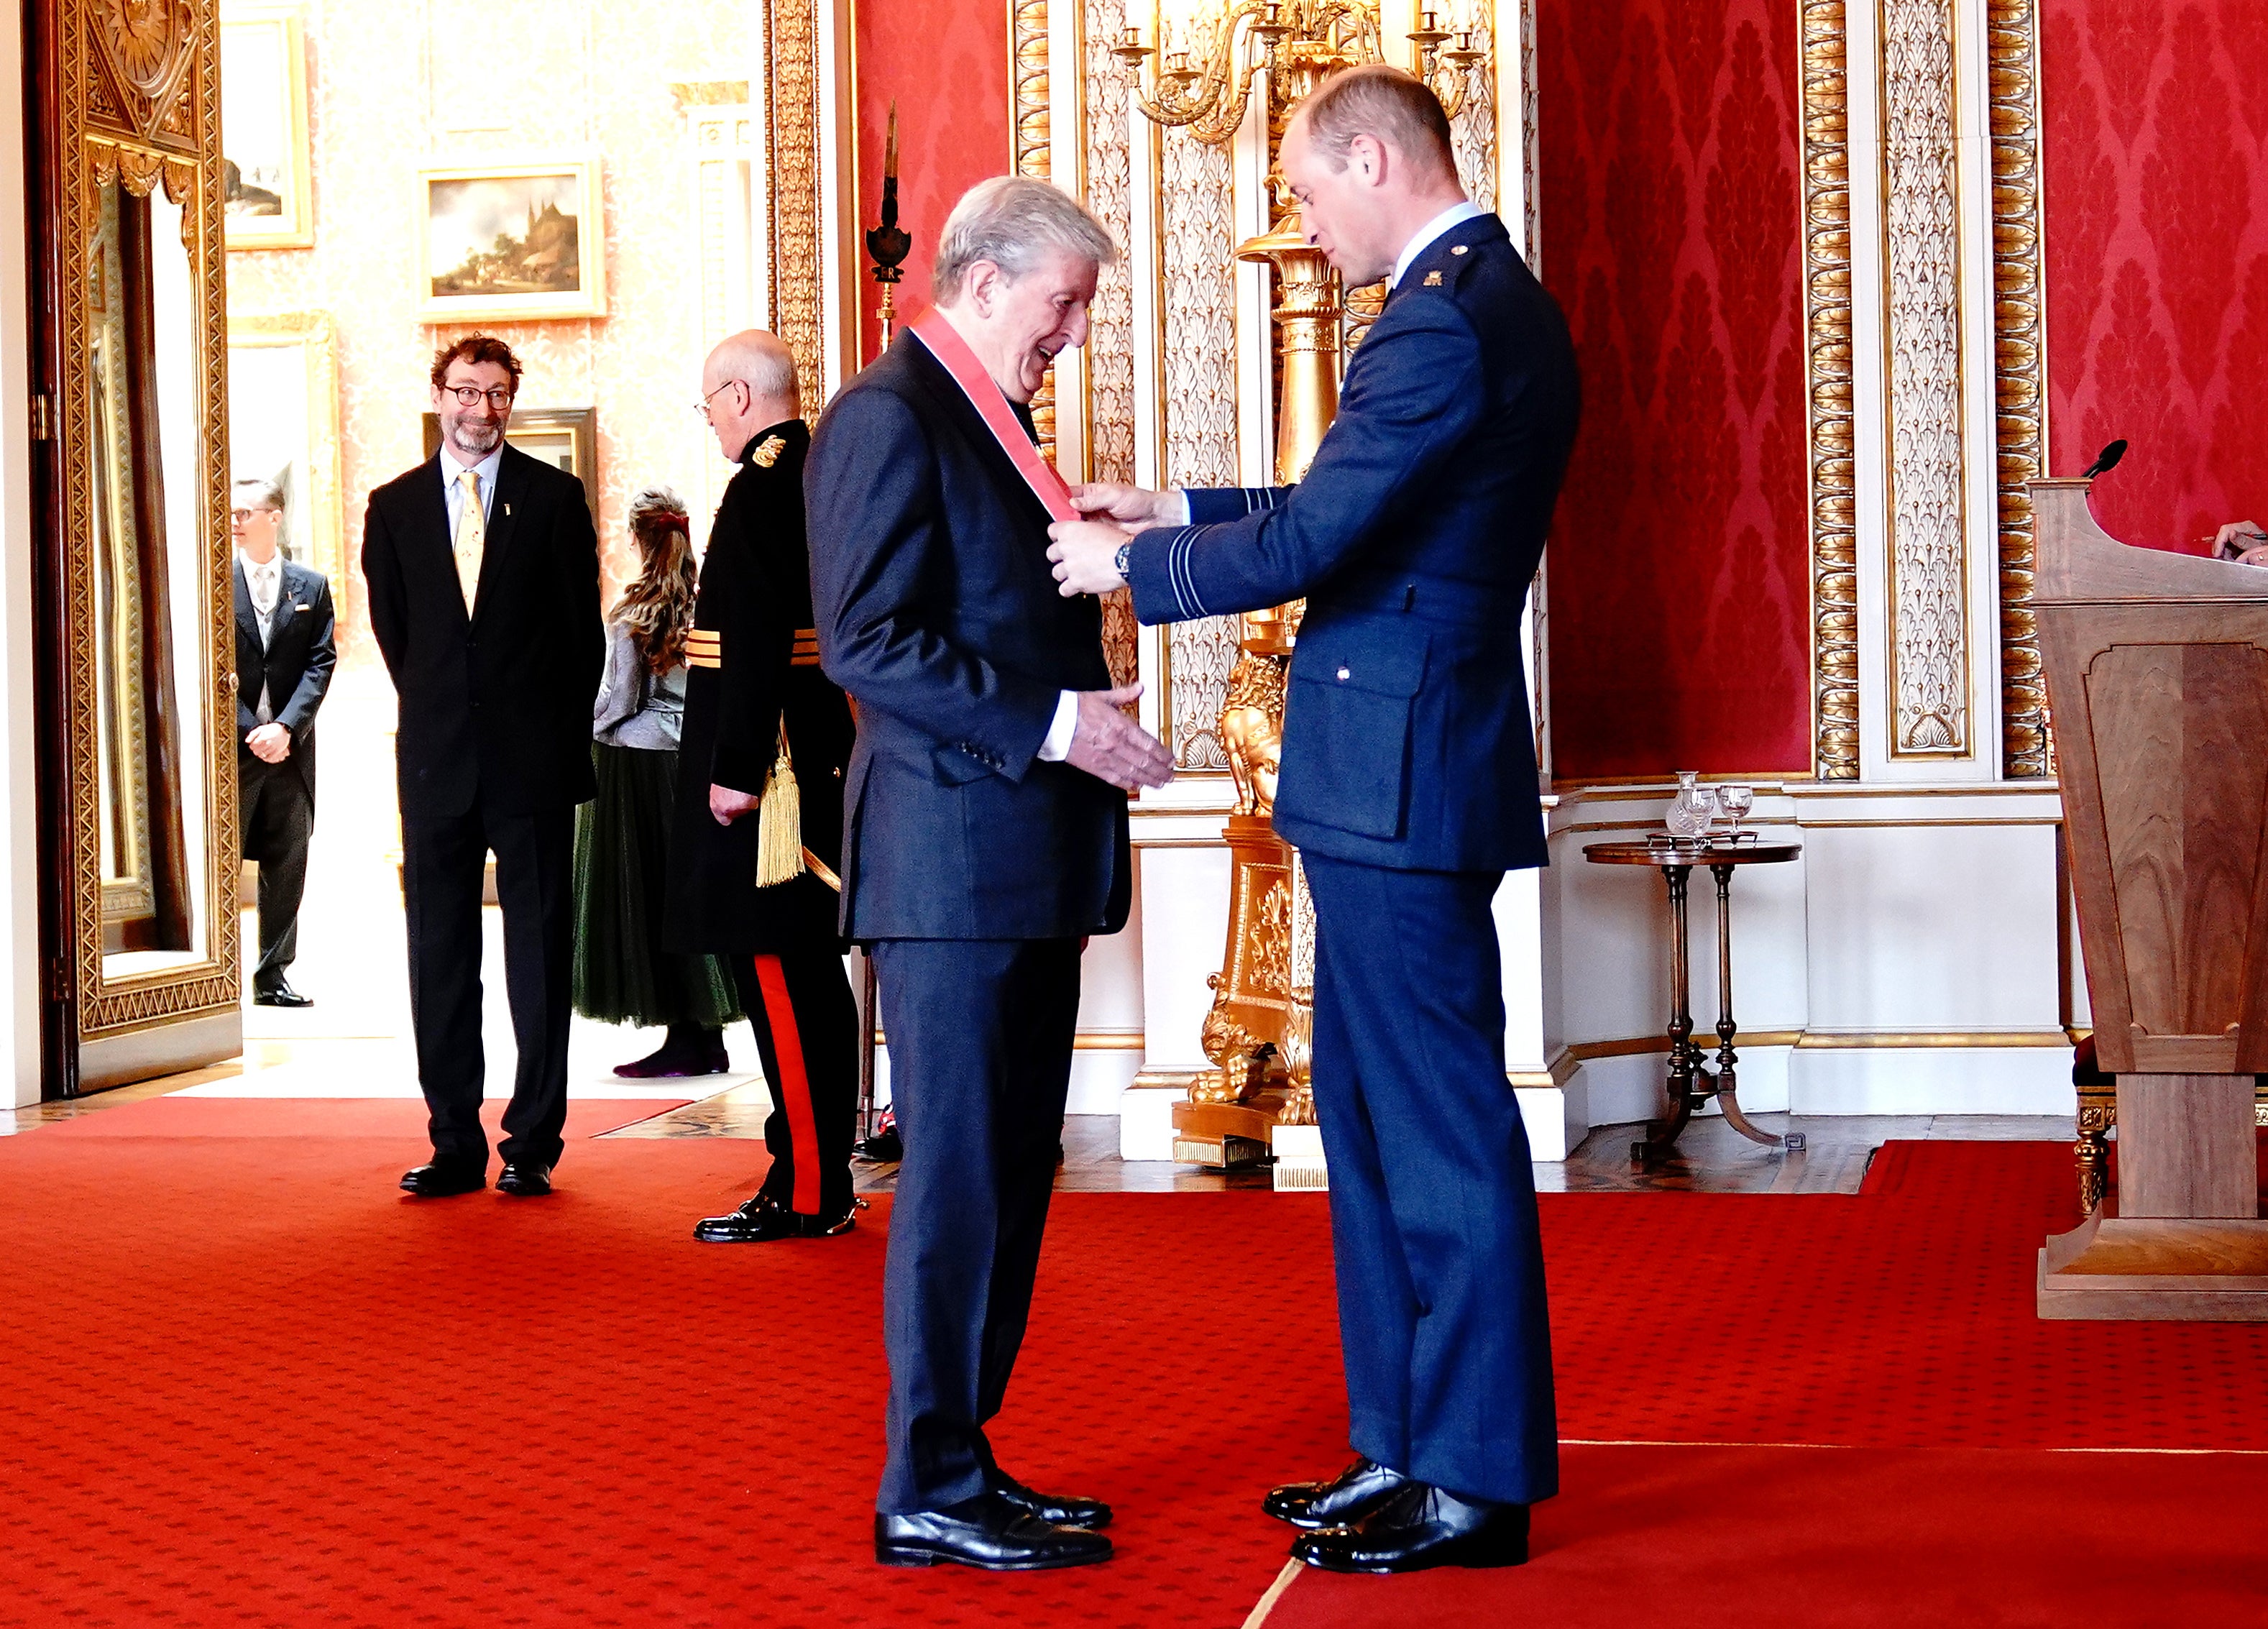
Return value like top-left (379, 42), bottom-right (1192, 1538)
top-left (1126, 211), bottom-right (1579, 872)
top-left (806, 334), bottom-right (1132, 940)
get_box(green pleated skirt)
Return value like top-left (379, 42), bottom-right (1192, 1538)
top-left (571, 743), bottom-right (743, 1029)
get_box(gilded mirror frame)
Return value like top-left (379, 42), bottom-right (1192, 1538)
top-left (42, 0), bottom-right (239, 1055)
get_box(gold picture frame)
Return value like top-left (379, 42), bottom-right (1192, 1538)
top-left (226, 309), bottom-right (344, 584)
top-left (422, 405), bottom-right (597, 513)
top-left (219, 6), bottom-right (313, 249)
top-left (416, 155), bottom-right (607, 323)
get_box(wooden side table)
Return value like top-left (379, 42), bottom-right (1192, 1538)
top-left (1582, 840), bottom-right (1804, 1168)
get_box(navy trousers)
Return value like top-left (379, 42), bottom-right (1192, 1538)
top-left (1302, 853), bottom-right (1558, 1507)
top-left (869, 936), bottom-right (1080, 1513)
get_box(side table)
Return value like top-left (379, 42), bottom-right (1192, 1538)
top-left (1582, 839), bottom-right (1804, 1168)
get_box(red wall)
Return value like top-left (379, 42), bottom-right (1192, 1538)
top-left (1535, 0), bottom-right (1813, 779)
top-left (2041, 1), bottom-right (2268, 551)
top-left (853, 0), bottom-right (1011, 364)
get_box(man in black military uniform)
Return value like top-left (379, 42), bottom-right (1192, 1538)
top-left (667, 329), bottom-right (860, 1242)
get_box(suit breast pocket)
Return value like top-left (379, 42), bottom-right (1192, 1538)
top-left (1276, 633), bottom-right (1428, 841)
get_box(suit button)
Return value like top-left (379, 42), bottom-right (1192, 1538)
top-left (1336, 665), bottom-right (1351, 682)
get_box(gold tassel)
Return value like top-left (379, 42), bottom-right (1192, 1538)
top-left (754, 722), bottom-right (807, 888)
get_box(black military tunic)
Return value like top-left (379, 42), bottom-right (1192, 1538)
top-left (665, 420), bottom-right (858, 1222)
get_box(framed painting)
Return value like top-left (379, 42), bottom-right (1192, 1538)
top-left (422, 407), bottom-right (597, 513)
top-left (416, 157), bottom-right (607, 322)
top-left (219, 7), bottom-right (313, 249)
top-left (226, 310), bottom-right (343, 585)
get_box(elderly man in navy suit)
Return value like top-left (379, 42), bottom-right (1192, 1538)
top-left (807, 176), bottom-right (1174, 1572)
top-left (1050, 65), bottom-right (1580, 1574)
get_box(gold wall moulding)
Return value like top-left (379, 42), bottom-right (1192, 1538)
top-left (1801, 0), bottom-right (1858, 780)
top-left (1987, 0), bottom-right (2049, 777)
top-left (765, 0), bottom-right (825, 404)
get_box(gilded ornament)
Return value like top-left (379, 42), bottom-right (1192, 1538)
top-left (750, 433), bottom-right (786, 468)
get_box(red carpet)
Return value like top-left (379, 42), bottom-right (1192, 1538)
top-left (37, 1096), bottom-right (692, 1139)
top-left (1273, 1444), bottom-right (2268, 1627)
top-left (1, 1129), bottom-right (2264, 1627)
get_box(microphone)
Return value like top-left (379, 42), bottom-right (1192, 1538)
top-left (2081, 439), bottom-right (2128, 479)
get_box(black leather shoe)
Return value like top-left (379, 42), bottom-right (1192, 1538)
top-left (400, 1162), bottom-right (485, 1198)
top-left (1264, 1456), bottom-right (1414, 1530)
top-left (495, 1162), bottom-right (553, 1197)
top-left (252, 981), bottom-right (313, 1008)
top-left (1293, 1482), bottom-right (1529, 1574)
top-left (991, 1468), bottom-right (1112, 1530)
top-left (694, 1192), bottom-right (860, 1242)
top-left (875, 1491), bottom-right (1112, 1571)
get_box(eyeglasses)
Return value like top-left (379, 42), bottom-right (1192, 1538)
top-left (695, 379), bottom-right (746, 423)
top-left (441, 385), bottom-right (515, 409)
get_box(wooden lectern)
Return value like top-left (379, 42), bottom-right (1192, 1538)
top-left (2032, 477), bottom-right (2268, 1320)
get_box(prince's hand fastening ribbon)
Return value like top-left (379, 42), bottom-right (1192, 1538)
top-left (906, 307), bottom-right (1079, 525)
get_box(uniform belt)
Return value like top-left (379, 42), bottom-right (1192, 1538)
top-left (1322, 572), bottom-right (1528, 628)
top-left (682, 628), bottom-right (821, 669)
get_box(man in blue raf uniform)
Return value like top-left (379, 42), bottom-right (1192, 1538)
top-left (1049, 65), bottom-right (1579, 1575)
top-left (666, 329), bottom-right (860, 1242)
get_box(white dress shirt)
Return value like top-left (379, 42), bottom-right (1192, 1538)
top-left (241, 551), bottom-right (284, 724)
top-left (439, 441), bottom-right (504, 533)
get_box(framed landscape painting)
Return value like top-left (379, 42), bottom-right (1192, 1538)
top-left (220, 7), bottom-right (314, 249)
top-left (416, 157), bottom-right (606, 322)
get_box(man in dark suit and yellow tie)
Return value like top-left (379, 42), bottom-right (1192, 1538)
top-left (362, 336), bottom-right (605, 1199)
top-left (1050, 65), bottom-right (1581, 1574)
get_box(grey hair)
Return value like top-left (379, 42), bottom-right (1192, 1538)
top-left (705, 329), bottom-right (799, 405)
top-left (232, 474), bottom-right (285, 512)
top-left (931, 177), bottom-right (1117, 306)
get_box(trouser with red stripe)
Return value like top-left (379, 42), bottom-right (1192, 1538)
top-left (730, 949), bottom-right (858, 1221)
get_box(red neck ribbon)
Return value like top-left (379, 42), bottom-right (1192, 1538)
top-left (906, 307), bottom-right (1078, 524)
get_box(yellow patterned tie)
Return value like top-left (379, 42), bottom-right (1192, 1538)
top-left (454, 468), bottom-right (485, 615)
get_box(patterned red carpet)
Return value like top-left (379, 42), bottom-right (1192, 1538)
top-left (1, 1125), bottom-right (2264, 1627)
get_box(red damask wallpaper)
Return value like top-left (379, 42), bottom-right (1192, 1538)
top-left (853, 0), bottom-right (1011, 365)
top-left (1537, 0), bottom-right (1812, 779)
top-left (2042, 1), bottom-right (2268, 551)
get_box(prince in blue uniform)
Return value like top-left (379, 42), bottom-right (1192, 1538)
top-left (1050, 65), bottom-right (1579, 1574)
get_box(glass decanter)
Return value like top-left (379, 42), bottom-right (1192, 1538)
top-left (1664, 770), bottom-right (1719, 840)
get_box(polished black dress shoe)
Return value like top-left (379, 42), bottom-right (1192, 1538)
top-left (1264, 1456), bottom-right (1414, 1530)
top-left (1293, 1482), bottom-right (1529, 1574)
top-left (252, 980), bottom-right (313, 1008)
top-left (693, 1192), bottom-right (859, 1242)
top-left (875, 1490), bottom-right (1112, 1571)
top-left (991, 1467), bottom-right (1112, 1530)
top-left (400, 1162), bottom-right (485, 1198)
top-left (495, 1162), bottom-right (553, 1197)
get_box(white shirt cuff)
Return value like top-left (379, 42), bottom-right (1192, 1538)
top-left (1037, 689), bottom-right (1080, 762)
top-left (1168, 488), bottom-right (1192, 525)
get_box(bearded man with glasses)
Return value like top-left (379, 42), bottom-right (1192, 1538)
top-left (363, 334), bottom-right (604, 1200)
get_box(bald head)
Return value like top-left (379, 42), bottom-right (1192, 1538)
top-left (702, 329), bottom-right (800, 459)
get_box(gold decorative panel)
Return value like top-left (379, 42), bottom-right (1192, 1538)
top-left (766, 0), bottom-right (825, 404)
top-left (1988, 0), bottom-right (2048, 778)
top-left (45, 0), bottom-right (241, 1048)
top-left (1878, 0), bottom-right (1969, 757)
top-left (1803, 0), bottom-right (1858, 779)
